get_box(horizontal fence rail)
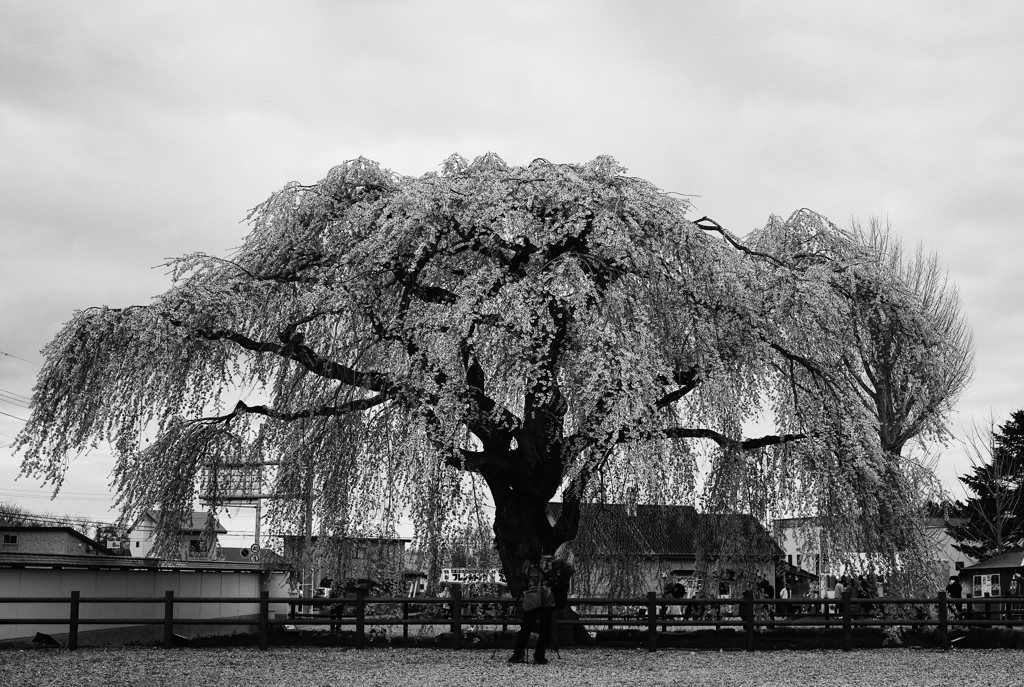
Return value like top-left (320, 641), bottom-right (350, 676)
top-left (1, 589), bottom-right (1020, 651)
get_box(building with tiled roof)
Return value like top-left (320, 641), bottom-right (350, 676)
top-left (545, 502), bottom-right (781, 597)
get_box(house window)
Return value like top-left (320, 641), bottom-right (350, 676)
top-left (353, 546), bottom-right (366, 559)
top-left (2, 534), bottom-right (17, 546)
top-left (135, 541), bottom-right (140, 548)
top-left (975, 573), bottom-right (1001, 597)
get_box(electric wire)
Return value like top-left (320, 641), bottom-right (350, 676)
top-left (0, 388), bottom-right (31, 406)
top-left (0, 386), bottom-right (31, 400)
top-left (0, 349), bottom-right (41, 366)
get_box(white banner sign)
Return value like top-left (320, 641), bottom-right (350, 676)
top-left (440, 568), bottom-right (506, 585)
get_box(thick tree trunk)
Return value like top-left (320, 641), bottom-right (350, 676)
top-left (488, 488), bottom-right (592, 644)
top-left (484, 455), bottom-right (582, 597)
top-left (492, 493), bottom-right (558, 597)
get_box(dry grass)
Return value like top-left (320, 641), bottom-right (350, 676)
top-left (3, 646), bottom-right (1024, 686)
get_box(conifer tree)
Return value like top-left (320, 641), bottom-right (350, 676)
top-left (948, 411), bottom-right (1024, 560)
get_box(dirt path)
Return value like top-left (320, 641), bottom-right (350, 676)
top-left (2, 646), bottom-right (1023, 686)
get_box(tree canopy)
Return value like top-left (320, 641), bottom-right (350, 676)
top-left (15, 154), bottom-right (973, 592)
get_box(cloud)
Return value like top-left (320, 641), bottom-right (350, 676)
top-left (1, 0), bottom-right (1021, 517)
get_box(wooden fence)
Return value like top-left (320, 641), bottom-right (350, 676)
top-left (1, 588), bottom-right (1019, 652)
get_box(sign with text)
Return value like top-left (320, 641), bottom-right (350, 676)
top-left (439, 568), bottom-right (506, 585)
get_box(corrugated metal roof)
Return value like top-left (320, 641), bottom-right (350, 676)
top-left (0, 552), bottom-right (286, 571)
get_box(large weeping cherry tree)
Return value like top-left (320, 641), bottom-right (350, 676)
top-left (15, 154), bottom-right (973, 595)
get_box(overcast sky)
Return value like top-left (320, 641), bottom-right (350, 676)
top-left (1, 1), bottom-right (1021, 543)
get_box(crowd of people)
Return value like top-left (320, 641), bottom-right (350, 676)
top-left (644, 571), bottom-right (897, 621)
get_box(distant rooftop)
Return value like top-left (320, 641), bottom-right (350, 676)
top-left (547, 502), bottom-right (781, 559)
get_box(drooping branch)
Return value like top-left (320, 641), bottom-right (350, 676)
top-left (162, 314), bottom-right (395, 392)
top-left (190, 397), bottom-right (389, 425)
top-left (694, 216), bottom-right (789, 268)
top-left (663, 427), bottom-right (807, 451)
top-left (655, 365), bottom-right (700, 408)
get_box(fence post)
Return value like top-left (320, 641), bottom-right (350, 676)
top-left (452, 585), bottom-right (463, 650)
top-left (403, 601), bottom-right (409, 639)
top-left (259, 590), bottom-right (269, 651)
top-left (743, 590), bottom-right (754, 651)
top-left (355, 589), bottom-right (366, 649)
top-left (163, 591), bottom-right (174, 649)
top-left (646, 591), bottom-right (658, 652)
top-left (842, 589), bottom-right (852, 651)
top-left (68, 591), bottom-right (80, 651)
top-left (937, 590), bottom-right (948, 649)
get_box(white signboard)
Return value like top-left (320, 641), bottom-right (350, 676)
top-left (439, 568), bottom-right (506, 585)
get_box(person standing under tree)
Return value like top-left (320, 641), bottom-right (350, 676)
top-left (946, 575), bottom-right (964, 619)
top-left (669, 575), bottom-right (686, 619)
top-left (509, 550), bottom-right (555, 665)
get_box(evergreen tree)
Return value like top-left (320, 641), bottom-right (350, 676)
top-left (947, 411), bottom-right (1024, 560)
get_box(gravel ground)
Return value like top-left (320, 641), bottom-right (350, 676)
top-left (2, 647), bottom-right (1024, 686)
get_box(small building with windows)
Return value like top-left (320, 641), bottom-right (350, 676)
top-left (960, 551), bottom-right (1024, 598)
top-left (0, 526), bottom-right (115, 558)
top-left (127, 511), bottom-right (227, 559)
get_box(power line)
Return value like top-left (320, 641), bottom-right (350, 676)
top-left (0, 511), bottom-right (113, 529)
top-left (0, 349), bottom-right (41, 366)
top-left (0, 394), bottom-right (30, 409)
top-left (0, 386), bottom-right (31, 401)
top-left (0, 409), bottom-right (27, 422)
top-left (0, 493), bottom-right (114, 503)
top-left (0, 486), bottom-right (115, 497)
